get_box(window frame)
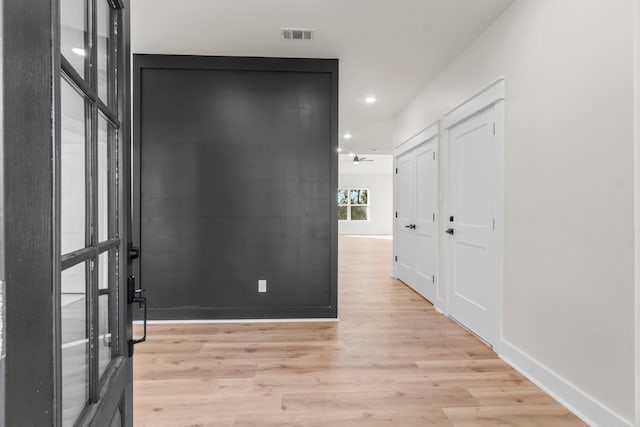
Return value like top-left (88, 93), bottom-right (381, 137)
top-left (338, 188), bottom-right (370, 221)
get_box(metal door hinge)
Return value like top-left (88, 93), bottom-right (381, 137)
top-left (395, 168), bottom-right (398, 174)
top-left (395, 212), bottom-right (398, 218)
top-left (395, 256), bottom-right (397, 262)
top-left (432, 275), bottom-right (435, 283)
top-left (128, 242), bottom-right (140, 264)
top-left (433, 152), bottom-right (435, 160)
top-left (493, 123), bottom-right (496, 135)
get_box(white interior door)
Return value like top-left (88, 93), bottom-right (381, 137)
top-left (447, 106), bottom-right (500, 345)
top-left (413, 143), bottom-right (437, 302)
top-left (395, 138), bottom-right (438, 303)
top-left (395, 153), bottom-right (415, 285)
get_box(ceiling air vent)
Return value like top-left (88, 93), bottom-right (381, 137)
top-left (281, 28), bottom-right (314, 41)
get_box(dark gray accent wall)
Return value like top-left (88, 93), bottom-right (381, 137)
top-left (134, 55), bottom-right (338, 320)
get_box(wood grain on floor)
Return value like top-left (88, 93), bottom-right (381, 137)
top-left (134, 235), bottom-right (585, 427)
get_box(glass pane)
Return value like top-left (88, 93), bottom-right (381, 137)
top-left (60, 0), bottom-right (87, 78)
top-left (337, 189), bottom-right (348, 205)
top-left (110, 126), bottom-right (119, 239)
top-left (98, 251), bottom-right (113, 378)
top-left (98, 115), bottom-right (109, 242)
top-left (61, 263), bottom-right (88, 426)
top-left (349, 189), bottom-right (360, 205)
top-left (97, 0), bottom-right (112, 104)
top-left (61, 79), bottom-right (87, 255)
top-left (338, 206), bottom-right (348, 221)
top-left (350, 206), bottom-right (368, 221)
top-left (358, 189), bottom-right (368, 205)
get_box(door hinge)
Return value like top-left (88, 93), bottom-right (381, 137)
top-left (493, 218), bottom-right (496, 231)
top-left (432, 275), bottom-right (435, 283)
top-left (432, 213), bottom-right (435, 222)
top-left (395, 211), bottom-right (398, 218)
top-left (395, 168), bottom-right (398, 174)
top-left (433, 152), bottom-right (436, 160)
top-left (493, 122), bottom-right (496, 135)
top-left (395, 256), bottom-right (398, 262)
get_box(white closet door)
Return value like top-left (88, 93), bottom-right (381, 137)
top-left (447, 106), bottom-right (499, 345)
top-left (413, 142), bottom-right (437, 302)
top-left (395, 152), bottom-right (416, 285)
top-left (395, 137), bottom-right (438, 303)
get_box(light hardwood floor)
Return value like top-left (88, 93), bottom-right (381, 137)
top-left (133, 235), bottom-right (585, 426)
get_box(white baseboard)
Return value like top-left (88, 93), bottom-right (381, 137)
top-left (498, 340), bottom-right (634, 427)
top-left (134, 318), bottom-right (340, 325)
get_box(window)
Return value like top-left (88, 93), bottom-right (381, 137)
top-left (338, 188), bottom-right (369, 221)
top-left (59, 0), bottom-right (122, 424)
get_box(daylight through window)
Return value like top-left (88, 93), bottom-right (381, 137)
top-left (338, 188), bottom-right (369, 221)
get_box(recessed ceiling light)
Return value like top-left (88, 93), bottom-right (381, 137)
top-left (365, 96), bottom-right (377, 104)
top-left (337, 147), bottom-right (343, 153)
top-left (72, 47), bottom-right (86, 56)
top-left (344, 133), bottom-right (352, 140)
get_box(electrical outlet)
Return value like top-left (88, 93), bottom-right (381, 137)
top-left (258, 279), bottom-right (267, 293)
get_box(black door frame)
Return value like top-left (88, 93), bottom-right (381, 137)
top-left (3, 0), bottom-right (133, 425)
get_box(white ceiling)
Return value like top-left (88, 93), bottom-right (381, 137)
top-left (132, 0), bottom-right (513, 154)
top-left (339, 154), bottom-right (393, 175)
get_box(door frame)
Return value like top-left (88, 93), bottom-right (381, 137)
top-left (392, 122), bottom-right (441, 307)
top-left (3, 0), bottom-right (133, 425)
top-left (441, 79), bottom-right (505, 348)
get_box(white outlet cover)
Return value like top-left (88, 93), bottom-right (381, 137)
top-left (258, 279), bottom-right (267, 293)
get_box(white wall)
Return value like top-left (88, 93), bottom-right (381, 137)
top-left (634, 1), bottom-right (640, 424)
top-left (394, 0), bottom-right (635, 425)
top-left (338, 154), bottom-right (393, 235)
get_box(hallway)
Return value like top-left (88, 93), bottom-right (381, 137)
top-left (133, 236), bottom-right (585, 426)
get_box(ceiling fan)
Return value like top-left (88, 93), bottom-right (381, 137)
top-left (342, 155), bottom-right (374, 164)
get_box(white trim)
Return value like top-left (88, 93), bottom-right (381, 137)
top-left (393, 121), bottom-right (439, 157)
top-left (499, 341), bottom-right (635, 427)
top-left (136, 318), bottom-right (340, 325)
top-left (441, 78), bottom-right (505, 130)
top-left (633, 0), bottom-right (640, 424)
top-left (493, 99), bottom-right (506, 353)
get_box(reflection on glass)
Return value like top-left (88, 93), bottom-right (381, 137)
top-left (97, 0), bottom-right (112, 104)
top-left (337, 189), bottom-right (348, 205)
top-left (350, 189), bottom-right (368, 205)
top-left (350, 206), bottom-right (368, 221)
top-left (61, 79), bottom-right (86, 255)
top-left (338, 206), bottom-right (348, 221)
top-left (60, 0), bottom-right (87, 78)
top-left (61, 263), bottom-right (88, 426)
top-left (98, 251), bottom-right (113, 378)
top-left (98, 115), bottom-right (109, 242)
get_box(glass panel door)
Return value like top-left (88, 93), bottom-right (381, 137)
top-left (57, 0), bottom-right (131, 425)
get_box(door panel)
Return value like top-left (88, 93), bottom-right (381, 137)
top-left (448, 107), bottom-right (498, 345)
top-left (57, 1), bottom-right (133, 426)
top-left (414, 144), bottom-right (437, 301)
top-left (395, 138), bottom-right (438, 303)
top-left (395, 153), bottom-right (415, 284)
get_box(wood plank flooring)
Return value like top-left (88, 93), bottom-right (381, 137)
top-left (133, 235), bottom-right (585, 426)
